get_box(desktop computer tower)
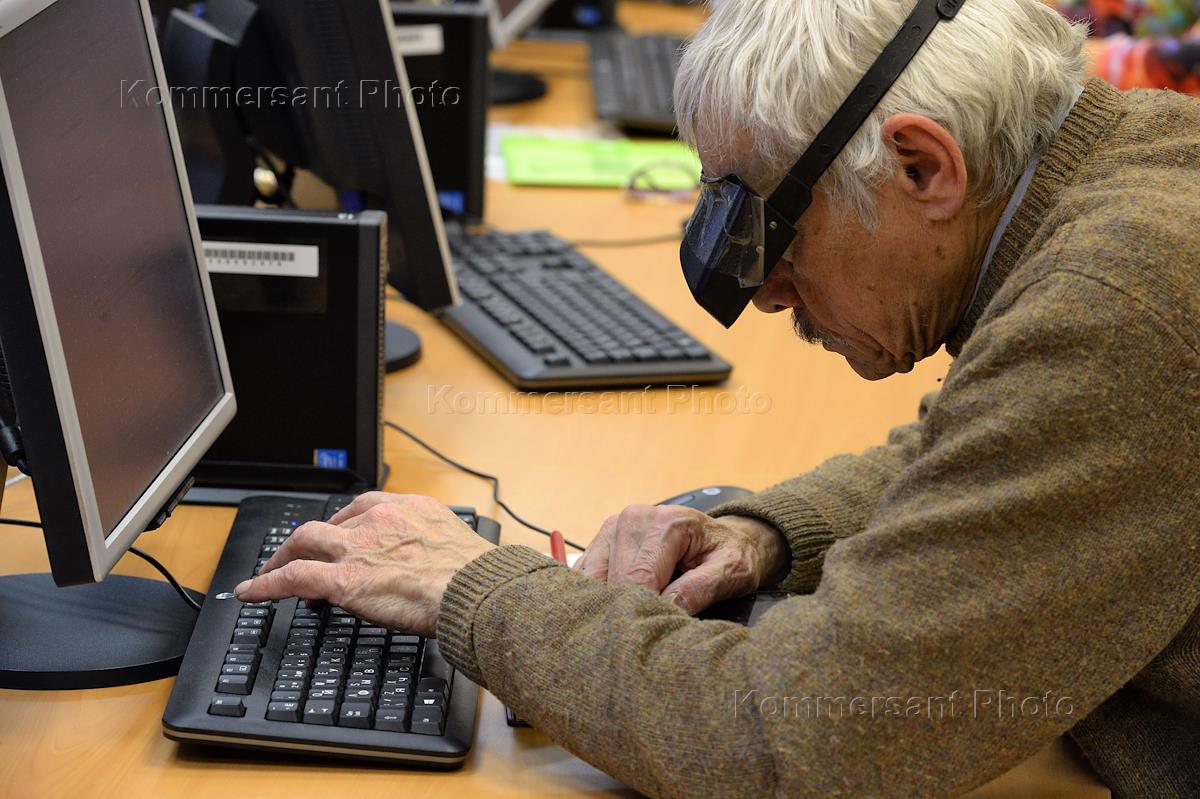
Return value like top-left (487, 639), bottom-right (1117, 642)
top-left (189, 205), bottom-right (387, 498)
top-left (391, 2), bottom-right (490, 222)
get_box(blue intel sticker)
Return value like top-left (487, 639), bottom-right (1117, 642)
top-left (314, 449), bottom-right (349, 469)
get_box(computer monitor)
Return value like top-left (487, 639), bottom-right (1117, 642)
top-left (163, 0), bottom-right (458, 315)
top-left (0, 0), bottom-right (235, 689)
top-left (484, 0), bottom-right (557, 49)
top-left (0, 0), bottom-right (236, 587)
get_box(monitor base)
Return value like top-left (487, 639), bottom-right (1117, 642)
top-left (0, 573), bottom-right (202, 690)
top-left (385, 321), bottom-right (422, 373)
top-left (490, 68), bottom-right (548, 105)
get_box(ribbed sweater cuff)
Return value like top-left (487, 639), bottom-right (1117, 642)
top-left (710, 491), bottom-right (838, 594)
top-left (437, 544), bottom-right (558, 685)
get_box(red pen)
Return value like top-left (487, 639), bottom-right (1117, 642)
top-left (550, 530), bottom-right (568, 565)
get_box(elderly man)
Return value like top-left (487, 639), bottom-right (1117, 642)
top-left (235, 0), bottom-right (1200, 796)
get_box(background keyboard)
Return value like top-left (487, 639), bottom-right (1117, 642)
top-left (163, 494), bottom-right (500, 766)
top-left (588, 31), bottom-right (686, 134)
top-left (438, 226), bottom-right (731, 389)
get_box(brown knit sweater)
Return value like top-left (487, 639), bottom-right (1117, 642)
top-left (436, 79), bottom-right (1200, 799)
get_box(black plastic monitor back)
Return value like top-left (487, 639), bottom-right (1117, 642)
top-left (162, 0), bottom-right (458, 311)
top-left (231, 0), bottom-right (457, 310)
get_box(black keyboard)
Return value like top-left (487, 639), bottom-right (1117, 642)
top-left (163, 494), bottom-right (500, 766)
top-left (588, 31), bottom-right (686, 134)
top-left (437, 226), bottom-right (731, 389)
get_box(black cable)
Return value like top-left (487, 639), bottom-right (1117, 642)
top-left (384, 420), bottom-right (586, 551)
top-left (0, 517), bottom-right (202, 613)
top-left (0, 412), bottom-right (29, 475)
top-left (127, 547), bottom-right (203, 613)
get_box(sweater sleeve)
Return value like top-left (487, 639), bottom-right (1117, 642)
top-left (436, 271), bottom-right (1200, 799)
top-left (707, 396), bottom-right (933, 594)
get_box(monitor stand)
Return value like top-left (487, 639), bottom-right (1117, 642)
top-left (385, 320), bottom-right (422, 372)
top-left (0, 464), bottom-right (203, 690)
top-left (490, 68), bottom-right (548, 105)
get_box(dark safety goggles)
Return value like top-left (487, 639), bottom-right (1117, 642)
top-left (681, 0), bottom-right (967, 327)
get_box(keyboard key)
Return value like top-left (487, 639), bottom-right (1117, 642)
top-left (231, 628), bottom-right (265, 646)
top-left (374, 709), bottom-right (407, 732)
top-left (313, 664), bottom-right (344, 675)
top-left (279, 656), bottom-right (311, 669)
top-left (418, 677), bottom-right (448, 695)
top-left (302, 700), bottom-right (337, 725)
top-left (239, 607), bottom-right (270, 619)
top-left (276, 669), bottom-right (307, 680)
top-left (225, 653), bottom-right (256, 665)
top-left (274, 679), bottom-right (304, 692)
top-left (221, 663), bottom-right (254, 676)
top-left (266, 701), bottom-right (302, 722)
top-left (216, 674), bottom-right (252, 695)
top-left (338, 703), bottom-right (373, 728)
top-left (391, 634), bottom-right (420, 645)
top-left (226, 644), bottom-right (260, 655)
top-left (357, 627), bottom-right (387, 638)
top-left (270, 690), bottom-right (302, 703)
top-left (343, 687), bottom-right (375, 702)
top-left (308, 688), bottom-right (339, 701)
top-left (410, 707), bottom-right (445, 735)
top-left (208, 696), bottom-right (245, 717)
top-left (379, 686), bottom-right (411, 706)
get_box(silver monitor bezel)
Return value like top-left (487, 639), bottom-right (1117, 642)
top-left (0, 0), bottom-right (237, 582)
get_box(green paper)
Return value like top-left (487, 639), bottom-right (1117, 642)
top-left (501, 135), bottom-right (701, 190)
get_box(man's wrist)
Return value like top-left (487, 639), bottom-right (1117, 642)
top-left (721, 514), bottom-right (791, 588)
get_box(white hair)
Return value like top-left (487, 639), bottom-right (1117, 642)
top-left (674, 0), bottom-right (1088, 226)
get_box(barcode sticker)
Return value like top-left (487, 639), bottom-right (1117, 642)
top-left (394, 24), bottom-right (444, 57)
top-left (202, 240), bottom-right (320, 278)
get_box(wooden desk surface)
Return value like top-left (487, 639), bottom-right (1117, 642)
top-left (0, 3), bottom-right (1107, 797)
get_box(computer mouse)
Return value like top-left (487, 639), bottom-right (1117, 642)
top-left (656, 485), bottom-right (752, 514)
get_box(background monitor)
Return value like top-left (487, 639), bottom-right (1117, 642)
top-left (0, 0), bottom-right (236, 586)
top-left (165, 0), bottom-right (459, 312)
top-left (484, 0), bottom-right (557, 49)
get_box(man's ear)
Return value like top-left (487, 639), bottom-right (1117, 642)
top-left (879, 113), bottom-right (967, 221)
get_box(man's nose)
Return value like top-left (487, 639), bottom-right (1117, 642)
top-left (751, 264), bottom-right (800, 314)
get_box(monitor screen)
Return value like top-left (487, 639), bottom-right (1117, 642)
top-left (0, 0), bottom-right (234, 582)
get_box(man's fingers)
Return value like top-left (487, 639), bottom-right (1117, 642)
top-left (234, 559), bottom-right (342, 603)
top-left (261, 521), bottom-right (346, 573)
top-left (326, 491), bottom-right (407, 526)
top-left (576, 516), bottom-right (617, 581)
top-left (610, 514), bottom-right (692, 593)
top-left (661, 556), bottom-right (750, 615)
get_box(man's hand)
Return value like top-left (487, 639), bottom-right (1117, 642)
top-left (233, 492), bottom-right (495, 636)
top-left (573, 505), bottom-right (790, 614)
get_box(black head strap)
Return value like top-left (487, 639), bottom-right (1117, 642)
top-left (766, 0), bottom-right (965, 221)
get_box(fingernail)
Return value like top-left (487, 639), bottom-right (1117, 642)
top-left (666, 592), bottom-right (690, 613)
top-left (233, 580), bottom-right (251, 598)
